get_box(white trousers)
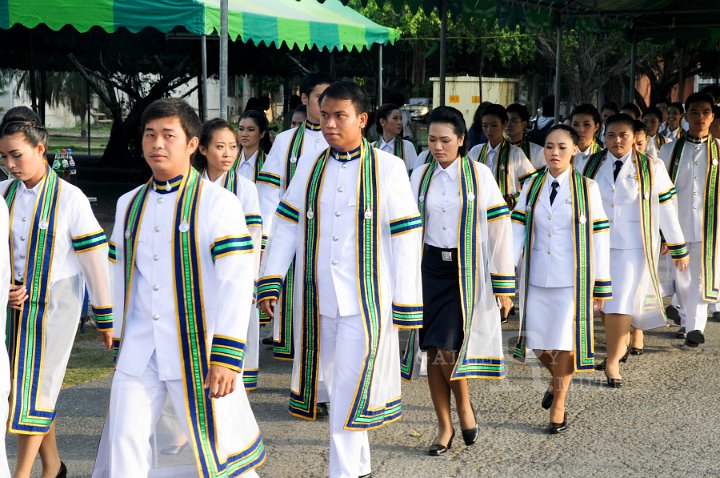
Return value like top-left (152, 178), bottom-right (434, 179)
top-left (320, 313), bottom-right (372, 478)
top-left (676, 242), bottom-right (709, 333)
top-left (102, 355), bottom-right (258, 478)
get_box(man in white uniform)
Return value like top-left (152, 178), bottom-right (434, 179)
top-left (93, 99), bottom-right (263, 477)
top-left (259, 82), bottom-right (423, 478)
top-left (659, 93), bottom-right (719, 347)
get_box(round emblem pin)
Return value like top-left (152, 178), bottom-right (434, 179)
top-left (38, 220), bottom-right (49, 230)
top-left (125, 230), bottom-right (131, 240)
top-left (290, 156), bottom-right (297, 164)
top-left (307, 210), bottom-right (314, 220)
top-left (578, 215), bottom-right (587, 224)
top-left (364, 209), bottom-right (373, 220)
top-left (467, 193), bottom-right (475, 201)
top-left (419, 195), bottom-right (425, 203)
top-left (179, 221), bottom-right (190, 233)
top-left (714, 159), bottom-right (718, 166)
top-left (643, 192), bottom-right (650, 200)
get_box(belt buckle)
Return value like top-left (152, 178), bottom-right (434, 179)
top-left (441, 251), bottom-right (453, 262)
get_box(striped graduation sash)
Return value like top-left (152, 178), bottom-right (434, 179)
top-left (5, 167), bottom-right (62, 433)
top-left (669, 136), bottom-right (720, 301)
top-left (512, 168), bottom-right (595, 371)
top-left (290, 139), bottom-right (400, 428)
top-left (477, 141), bottom-right (512, 196)
top-left (121, 169), bottom-right (264, 476)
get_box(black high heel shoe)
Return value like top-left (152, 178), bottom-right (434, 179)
top-left (428, 430), bottom-right (455, 456)
top-left (594, 346), bottom-right (630, 371)
top-left (604, 370), bottom-right (623, 388)
top-left (56, 462), bottom-right (67, 478)
top-left (630, 347), bottom-right (644, 355)
top-left (548, 412), bottom-right (568, 434)
top-left (541, 390), bottom-right (554, 410)
top-left (461, 409), bottom-right (479, 446)
top-left (500, 306), bottom-right (515, 324)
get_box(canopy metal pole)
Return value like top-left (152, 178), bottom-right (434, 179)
top-left (201, 34), bottom-right (208, 121)
top-left (553, 14), bottom-right (562, 124)
top-left (439, 0), bottom-right (448, 107)
top-left (378, 45), bottom-right (383, 107)
top-left (219, 0), bottom-right (229, 120)
top-left (678, 45), bottom-right (685, 101)
top-left (628, 29), bottom-right (636, 104)
top-left (87, 79), bottom-right (91, 156)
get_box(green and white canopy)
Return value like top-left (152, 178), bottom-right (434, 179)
top-left (0, 0), bottom-right (400, 51)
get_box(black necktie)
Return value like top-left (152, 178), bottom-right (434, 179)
top-left (550, 180), bottom-right (559, 205)
top-left (613, 160), bottom-right (623, 182)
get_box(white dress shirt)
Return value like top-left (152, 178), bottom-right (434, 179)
top-left (237, 149), bottom-right (258, 182)
top-left (423, 158), bottom-right (461, 249)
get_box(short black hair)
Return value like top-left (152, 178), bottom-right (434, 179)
top-left (193, 118), bottom-right (234, 171)
top-left (542, 96), bottom-right (555, 117)
top-left (601, 101), bottom-right (619, 114)
top-left (481, 103), bottom-right (508, 124)
top-left (684, 92), bottom-right (714, 112)
top-left (570, 103), bottom-right (601, 125)
top-left (141, 98), bottom-right (201, 142)
top-left (293, 104), bottom-right (307, 115)
top-left (375, 103), bottom-right (401, 135)
top-left (428, 106), bottom-right (468, 155)
top-left (604, 113), bottom-right (635, 131)
top-left (633, 119), bottom-right (648, 135)
top-left (319, 81), bottom-right (370, 115)
top-left (655, 99), bottom-right (669, 106)
top-left (668, 102), bottom-right (685, 114)
top-left (621, 103), bottom-right (642, 119)
top-left (506, 103), bottom-right (530, 123)
top-left (0, 106), bottom-right (48, 148)
top-left (240, 109), bottom-right (272, 154)
top-left (300, 72), bottom-right (334, 97)
top-left (546, 124), bottom-right (579, 146)
top-left (643, 106), bottom-right (663, 121)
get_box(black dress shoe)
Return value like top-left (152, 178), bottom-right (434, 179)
top-left (541, 390), bottom-right (554, 410)
top-left (428, 430), bottom-right (455, 456)
top-left (261, 336), bottom-right (273, 346)
top-left (685, 330), bottom-right (705, 347)
top-left (665, 304), bottom-right (681, 324)
top-left (712, 312), bottom-right (720, 322)
top-left (316, 402), bottom-right (329, 418)
top-left (604, 371), bottom-right (623, 388)
top-left (548, 412), bottom-right (568, 434)
top-left (630, 347), bottom-right (644, 355)
top-left (358, 474), bottom-right (372, 478)
top-left (675, 327), bottom-right (686, 339)
top-left (56, 462), bottom-right (67, 478)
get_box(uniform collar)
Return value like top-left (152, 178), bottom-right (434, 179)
top-left (151, 174), bottom-right (183, 194)
top-left (201, 169), bottom-right (224, 185)
top-left (305, 121), bottom-right (322, 132)
top-left (331, 145), bottom-right (362, 162)
top-left (546, 166), bottom-right (570, 188)
top-left (240, 149), bottom-right (258, 167)
top-left (488, 140), bottom-right (503, 153)
top-left (433, 156), bottom-right (460, 180)
top-left (608, 149), bottom-right (633, 165)
top-left (686, 134), bottom-right (709, 144)
top-left (379, 136), bottom-right (396, 150)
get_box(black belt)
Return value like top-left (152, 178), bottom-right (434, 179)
top-left (424, 244), bottom-right (458, 262)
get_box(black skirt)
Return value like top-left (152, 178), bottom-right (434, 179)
top-left (420, 244), bottom-right (464, 352)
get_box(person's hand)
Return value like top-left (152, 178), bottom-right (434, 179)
top-left (675, 255), bottom-right (690, 271)
top-left (593, 299), bottom-right (605, 312)
top-left (204, 365), bottom-right (237, 399)
top-left (8, 284), bottom-right (28, 310)
top-left (660, 244), bottom-right (669, 255)
top-left (100, 330), bottom-right (113, 350)
top-left (497, 295), bottom-right (513, 316)
top-left (259, 299), bottom-right (276, 319)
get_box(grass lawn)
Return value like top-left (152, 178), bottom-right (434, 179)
top-left (63, 326), bottom-right (115, 389)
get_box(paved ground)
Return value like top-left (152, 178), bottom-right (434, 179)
top-left (6, 177), bottom-right (720, 477)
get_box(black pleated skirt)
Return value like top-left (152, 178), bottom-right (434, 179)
top-left (420, 244), bottom-right (464, 352)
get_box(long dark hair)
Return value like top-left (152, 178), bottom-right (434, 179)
top-left (375, 103), bottom-right (401, 137)
top-left (239, 109), bottom-right (272, 155)
top-left (193, 118), bottom-right (235, 172)
top-left (428, 106), bottom-right (468, 156)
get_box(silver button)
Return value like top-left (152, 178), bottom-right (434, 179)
top-left (693, 192), bottom-right (698, 196)
top-left (152, 314), bottom-right (160, 321)
top-left (442, 225), bottom-right (448, 230)
top-left (158, 197), bottom-right (165, 204)
top-left (342, 163), bottom-right (348, 169)
top-left (335, 211), bottom-right (341, 217)
top-left (20, 236), bottom-right (25, 241)
top-left (441, 208), bottom-right (447, 212)
top-left (333, 236), bottom-right (339, 242)
top-left (19, 253), bottom-right (25, 259)
top-left (610, 203), bottom-right (615, 208)
top-left (547, 233), bottom-right (552, 237)
top-left (547, 250), bottom-right (552, 255)
top-left (332, 260), bottom-right (338, 265)
top-left (154, 226), bottom-right (161, 232)
top-left (21, 217), bottom-right (26, 223)
top-left (337, 187), bottom-right (344, 193)
top-left (153, 254), bottom-right (160, 261)
top-left (609, 219), bottom-right (614, 224)
top-left (694, 176), bottom-right (698, 180)
top-left (693, 206), bottom-right (698, 210)
top-left (153, 284), bottom-right (160, 291)
top-left (547, 216), bottom-right (552, 220)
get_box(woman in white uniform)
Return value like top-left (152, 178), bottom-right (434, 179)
top-left (409, 106), bottom-right (515, 454)
top-left (0, 106), bottom-right (113, 478)
top-left (512, 125), bottom-right (611, 433)
top-left (194, 118), bottom-right (263, 391)
top-left (373, 103), bottom-right (419, 172)
top-left (236, 109), bottom-right (272, 183)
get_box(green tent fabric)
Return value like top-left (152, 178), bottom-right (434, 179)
top-left (0, 0), bottom-right (400, 51)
